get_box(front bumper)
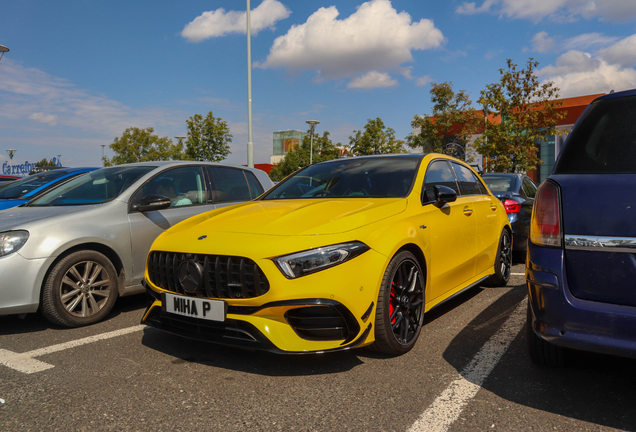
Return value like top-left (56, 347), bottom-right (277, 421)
top-left (526, 241), bottom-right (636, 359)
top-left (0, 252), bottom-right (51, 315)
top-left (141, 248), bottom-right (387, 354)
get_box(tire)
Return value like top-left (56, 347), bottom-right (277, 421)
top-left (41, 250), bottom-right (119, 327)
top-left (485, 229), bottom-right (512, 287)
top-left (527, 301), bottom-right (566, 367)
top-left (371, 251), bottom-right (425, 356)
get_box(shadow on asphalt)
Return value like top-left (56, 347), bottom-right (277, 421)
top-left (0, 293), bottom-right (148, 335)
top-left (443, 283), bottom-right (636, 431)
top-left (140, 327), bottom-right (364, 376)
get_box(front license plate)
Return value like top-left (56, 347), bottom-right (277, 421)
top-left (163, 293), bottom-right (227, 322)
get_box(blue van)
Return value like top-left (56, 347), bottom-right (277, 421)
top-left (527, 89), bottom-right (636, 366)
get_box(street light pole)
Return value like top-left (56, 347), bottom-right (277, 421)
top-left (306, 120), bottom-right (320, 165)
top-left (0, 44), bottom-right (8, 61)
top-left (6, 149), bottom-right (16, 160)
top-left (246, 0), bottom-right (254, 168)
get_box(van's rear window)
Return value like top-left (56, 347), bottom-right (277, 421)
top-left (555, 95), bottom-right (636, 174)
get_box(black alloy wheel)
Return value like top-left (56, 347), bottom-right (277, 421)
top-left (485, 229), bottom-right (512, 287)
top-left (371, 250), bottom-right (425, 355)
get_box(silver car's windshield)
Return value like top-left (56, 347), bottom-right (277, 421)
top-left (28, 166), bottom-right (156, 206)
top-left (261, 157), bottom-right (420, 200)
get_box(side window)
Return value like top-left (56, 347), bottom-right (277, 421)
top-left (452, 162), bottom-right (486, 196)
top-left (422, 160), bottom-right (458, 204)
top-left (207, 166), bottom-right (253, 203)
top-left (522, 177), bottom-right (537, 198)
top-left (245, 171), bottom-right (265, 198)
top-left (131, 166), bottom-right (206, 208)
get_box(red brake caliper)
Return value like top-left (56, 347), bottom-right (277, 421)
top-left (389, 281), bottom-right (397, 324)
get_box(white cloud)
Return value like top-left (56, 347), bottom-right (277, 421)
top-left (598, 34), bottom-right (636, 68)
top-left (562, 33), bottom-right (620, 51)
top-left (29, 112), bottom-right (58, 126)
top-left (181, 0), bottom-right (291, 42)
top-left (529, 31), bottom-right (621, 55)
top-left (456, 0), bottom-right (636, 22)
top-left (257, 0), bottom-right (445, 83)
top-left (538, 48), bottom-right (636, 97)
top-left (347, 71), bottom-right (398, 89)
top-left (415, 75), bottom-right (433, 87)
top-left (531, 31), bottom-right (556, 53)
top-left (0, 60), bottom-right (182, 137)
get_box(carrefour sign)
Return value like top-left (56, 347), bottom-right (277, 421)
top-left (2, 158), bottom-right (62, 176)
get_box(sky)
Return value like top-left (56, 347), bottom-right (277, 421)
top-left (1, 0), bottom-right (636, 170)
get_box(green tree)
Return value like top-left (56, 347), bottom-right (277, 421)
top-left (185, 112), bottom-right (232, 162)
top-left (474, 58), bottom-right (567, 173)
top-left (34, 158), bottom-right (52, 167)
top-left (102, 127), bottom-right (184, 167)
top-left (406, 82), bottom-right (480, 161)
top-left (269, 130), bottom-right (341, 181)
top-left (349, 118), bottom-right (408, 155)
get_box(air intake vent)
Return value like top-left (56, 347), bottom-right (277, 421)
top-left (148, 251), bottom-right (269, 299)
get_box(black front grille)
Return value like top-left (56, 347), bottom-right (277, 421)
top-left (148, 251), bottom-right (270, 299)
top-left (285, 306), bottom-right (348, 341)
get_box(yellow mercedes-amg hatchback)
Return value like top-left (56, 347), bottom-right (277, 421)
top-left (141, 154), bottom-right (511, 355)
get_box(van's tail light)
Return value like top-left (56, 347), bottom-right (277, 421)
top-left (530, 181), bottom-right (562, 247)
top-left (503, 199), bottom-right (521, 213)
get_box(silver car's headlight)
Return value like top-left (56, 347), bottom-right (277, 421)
top-left (0, 230), bottom-right (29, 257)
top-left (273, 242), bottom-right (370, 279)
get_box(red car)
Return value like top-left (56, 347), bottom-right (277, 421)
top-left (0, 175), bottom-right (21, 184)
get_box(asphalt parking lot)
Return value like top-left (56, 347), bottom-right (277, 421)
top-left (1, 262), bottom-right (635, 432)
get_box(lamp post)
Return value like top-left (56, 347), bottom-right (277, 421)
top-left (6, 149), bottom-right (16, 160)
top-left (0, 44), bottom-right (8, 61)
top-left (306, 120), bottom-right (320, 165)
top-left (246, 0), bottom-right (254, 168)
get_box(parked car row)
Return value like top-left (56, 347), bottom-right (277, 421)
top-left (2, 88), bottom-right (634, 363)
top-left (0, 162), bottom-right (273, 326)
top-left (0, 154), bottom-right (513, 356)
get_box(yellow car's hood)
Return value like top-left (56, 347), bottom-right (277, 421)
top-left (183, 198), bottom-right (407, 236)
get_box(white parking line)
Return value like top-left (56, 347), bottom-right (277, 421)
top-left (0, 325), bottom-right (146, 374)
top-left (511, 273), bottom-right (524, 276)
top-left (408, 300), bottom-right (527, 432)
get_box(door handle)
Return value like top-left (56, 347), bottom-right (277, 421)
top-left (463, 206), bottom-right (473, 216)
top-left (490, 204), bottom-right (498, 211)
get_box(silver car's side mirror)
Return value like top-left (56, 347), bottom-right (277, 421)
top-left (134, 194), bottom-right (171, 212)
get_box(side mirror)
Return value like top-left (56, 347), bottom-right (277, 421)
top-left (434, 185), bottom-right (457, 207)
top-left (134, 194), bottom-right (171, 212)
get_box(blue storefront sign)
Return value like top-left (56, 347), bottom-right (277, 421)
top-left (2, 157), bottom-right (62, 176)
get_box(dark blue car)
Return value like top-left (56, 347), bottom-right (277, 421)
top-left (527, 88), bottom-right (636, 366)
top-left (482, 173), bottom-right (537, 260)
top-left (0, 167), bottom-right (97, 211)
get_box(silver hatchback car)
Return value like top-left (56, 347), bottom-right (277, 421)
top-left (0, 161), bottom-right (273, 327)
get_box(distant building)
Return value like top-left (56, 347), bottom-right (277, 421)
top-left (413, 92), bottom-right (604, 183)
top-left (271, 130), bottom-right (305, 164)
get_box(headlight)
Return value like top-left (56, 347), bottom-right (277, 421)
top-left (273, 242), bottom-right (370, 279)
top-left (0, 230), bottom-right (29, 257)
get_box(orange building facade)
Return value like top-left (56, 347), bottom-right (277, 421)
top-left (471, 93), bottom-right (604, 183)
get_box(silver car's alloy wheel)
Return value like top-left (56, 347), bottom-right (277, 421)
top-left (59, 260), bottom-right (112, 317)
top-left (42, 250), bottom-right (119, 327)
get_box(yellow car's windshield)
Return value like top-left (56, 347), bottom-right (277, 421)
top-left (262, 156), bottom-right (421, 200)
